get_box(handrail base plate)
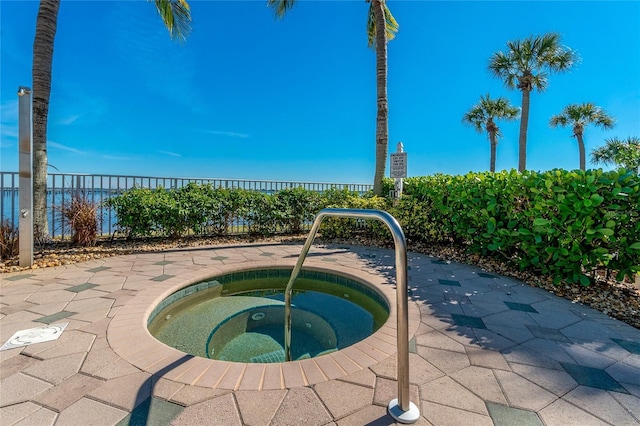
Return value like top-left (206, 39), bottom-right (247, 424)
top-left (388, 398), bottom-right (420, 424)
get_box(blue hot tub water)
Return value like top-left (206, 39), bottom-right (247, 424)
top-left (147, 269), bottom-right (390, 363)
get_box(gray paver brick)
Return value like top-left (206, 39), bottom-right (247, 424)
top-left (610, 391), bottom-right (640, 422)
top-left (55, 397), bottom-right (127, 426)
top-left (373, 377), bottom-right (420, 408)
top-left (337, 367), bottom-right (376, 388)
top-left (12, 406), bottom-right (58, 426)
top-left (450, 366), bottom-right (508, 405)
top-left (270, 387), bottom-right (332, 426)
top-left (92, 357), bottom-right (143, 380)
top-left (169, 385), bottom-right (229, 406)
top-left (509, 363), bottom-right (577, 396)
top-left (22, 352), bottom-right (86, 385)
top-left (315, 379), bottom-right (374, 419)
top-left (607, 359), bottom-right (640, 387)
top-left (235, 390), bottom-right (287, 426)
top-left (502, 345), bottom-right (564, 370)
top-left (494, 370), bottom-right (557, 411)
top-left (538, 398), bottom-right (610, 426)
top-left (31, 331), bottom-right (95, 360)
top-left (88, 371), bottom-right (152, 411)
top-left (0, 402), bottom-right (42, 423)
top-left (335, 404), bottom-right (397, 426)
top-left (465, 345), bottom-right (511, 370)
top-left (420, 400), bottom-right (493, 426)
top-left (419, 376), bottom-right (489, 415)
top-left (415, 345), bottom-right (470, 375)
top-left (563, 385), bottom-right (638, 425)
top-left (414, 330), bottom-right (466, 353)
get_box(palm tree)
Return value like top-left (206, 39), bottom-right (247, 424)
top-left (591, 136), bottom-right (640, 172)
top-left (489, 33), bottom-right (577, 172)
top-left (462, 94), bottom-right (519, 172)
top-left (32, 0), bottom-right (61, 242)
top-left (549, 103), bottom-right (615, 171)
top-left (31, 0), bottom-right (191, 240)
top-left (267, 0), bottom-right (398, 196)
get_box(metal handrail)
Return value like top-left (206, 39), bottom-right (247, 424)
top-left (283, 208), bottom-right (420, 423)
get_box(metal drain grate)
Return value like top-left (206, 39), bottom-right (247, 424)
top-left (0, 323), bottom-right (68, 351)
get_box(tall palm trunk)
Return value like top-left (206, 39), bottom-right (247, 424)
top-left (518, 88), bottom-right (530, 172)
top-left (372, 0), bottom-right (388, 196)
top-left (576, 132), bottom-right (586, 171)
top-left (32, 0), bottom-right (61, 241)
top-left (488, 131), bottom-right (497, 173)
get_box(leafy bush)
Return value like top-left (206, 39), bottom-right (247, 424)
top-left (318, 187), bottom-right (361, 209)
top-left (274, 187), bottom-right (320, 233)
top-left (318, 187), bottom-right (391, 240)
top-left (195, 185), bottom-right (237, 235)
top-left (105, 187), bottom-right (159, 238)
top-left (240, 190), bottom-right (279, 236)
top-left (393, 174), bottom-right (458, 243)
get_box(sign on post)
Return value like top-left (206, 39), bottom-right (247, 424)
top-left (390, 152), bottom-right (407, 179)
top-left (390, 142), bottom-right (406, 202)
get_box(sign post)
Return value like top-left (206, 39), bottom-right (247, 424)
top-left (18, 86), bottom-right (33, 268)
top-left (390, 142), bottom-right (407, 201)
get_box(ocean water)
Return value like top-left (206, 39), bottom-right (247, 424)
top-left (1, 189), bottom-right (119, 237)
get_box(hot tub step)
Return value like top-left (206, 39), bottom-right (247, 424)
top-left (251, 349), bottom-right (285, 363)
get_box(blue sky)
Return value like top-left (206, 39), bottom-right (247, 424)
top-left (1, 1), bottom-right (639, 184)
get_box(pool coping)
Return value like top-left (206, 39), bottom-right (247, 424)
top-left (107, 259), bottom-right (421, 391)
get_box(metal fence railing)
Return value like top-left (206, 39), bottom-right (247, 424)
top-left (1, 172), bottom-right (373, 240)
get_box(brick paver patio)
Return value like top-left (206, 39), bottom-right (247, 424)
top-left (1, 242), bottom-right (639, 425)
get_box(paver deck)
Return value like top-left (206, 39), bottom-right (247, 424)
top-left (1, 242), bottom-right (639, 425)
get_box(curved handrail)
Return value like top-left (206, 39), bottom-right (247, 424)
top-left (284, 208), bottom-right (419, 422)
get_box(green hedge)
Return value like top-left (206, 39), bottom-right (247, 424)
top-left (105, 169), bottom-right (639, 285)
top-left (317, 187), bottom-right (391, 240)
top-left (104, 184), bottom-right (382, 238)
top-left (395, 169), bottom-right (639, 284)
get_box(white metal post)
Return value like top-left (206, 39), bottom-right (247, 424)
top-left (18, 86), bottom-right (33, 267)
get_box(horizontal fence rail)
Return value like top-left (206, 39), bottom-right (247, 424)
top-left (1, 172), bottom-right (373, 240)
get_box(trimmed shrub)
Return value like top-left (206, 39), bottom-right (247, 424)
top-left (105, 187), bottom-right (159, 238)
top-left (399, 169), bottom-right (640, 284)
top-left (240, 190), bottom-right (279, 236)
top-left (318, 187), bottom-right (391, 240)
top-left (274, 187), bottom-right (320, 234)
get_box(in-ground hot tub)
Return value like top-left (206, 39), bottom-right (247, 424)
top-left (147, 268), bottom-right (390, 363)
top-left (107, 257), bottom-right (420, 391)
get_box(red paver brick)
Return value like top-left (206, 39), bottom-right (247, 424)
top-left (299, 359), bottom-right (327, 385)
top-left (313, 355), bottom-right (346, 380)
top-left (281, 362), bottom-right (306, 388)
top-left (237, 363), bottom-right (266, 390)
top-left (32, 373), bottom-right (104, 412)
top-left (329, 351), bottom-right (362, 375)
top-left (262, 363), bottom-right (284, 390)
top-left (193, 360), bottom-right (232, 388)
top-left (217, 362), bottom-right (246, 390)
